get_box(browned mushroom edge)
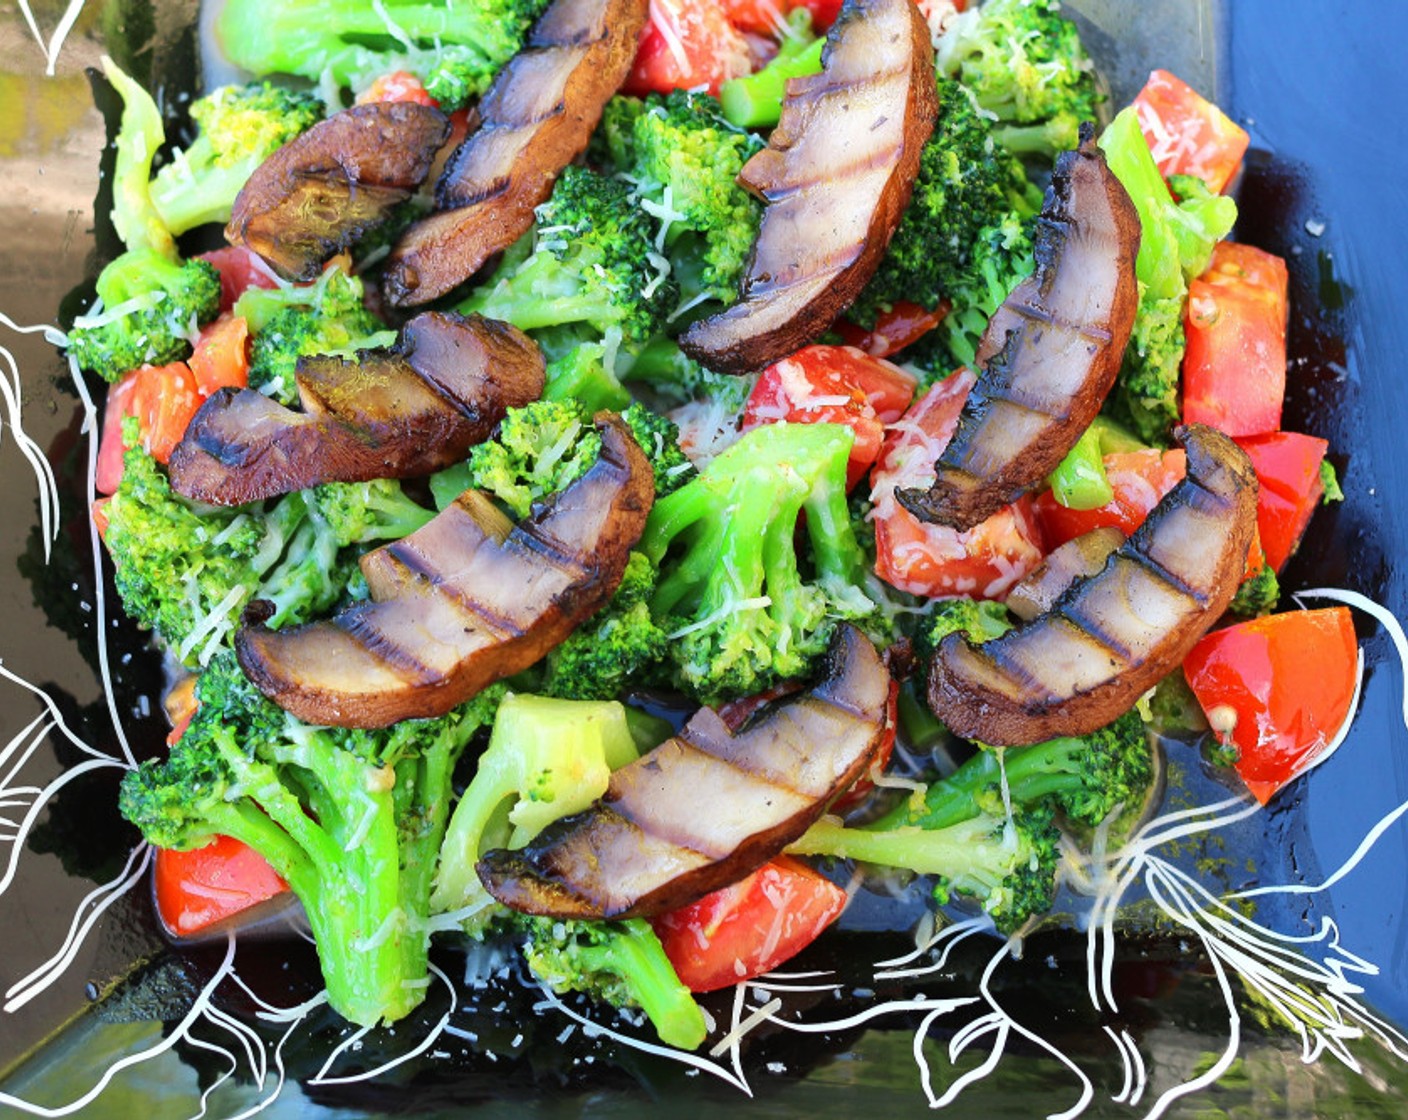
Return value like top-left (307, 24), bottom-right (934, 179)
top-left (927, 424), bottom-right (1259, 745)
top-left (677, 0), bottom-right (937, 374)
top-left (897, 126), bottom-right (1141, 531)
top-left (168, 312), bottom-right (544, 506)
top-left (235, 413), bottom-right (654, 728)
top-left (476, 623), bottom-right (892, 919)
top-left (226, 101), bottom-right (450, 282)
top-left (381, 0), bottom-right (649, 307)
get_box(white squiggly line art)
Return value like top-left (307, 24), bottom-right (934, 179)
top-left (14, 0), bottom-right (89, 77)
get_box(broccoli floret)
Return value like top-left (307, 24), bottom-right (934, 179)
top-left (430, 692), bottom-right (705, 1045)
top-left (849, 80), bottom-right (1041, 358)
top-left (120, 656), bottom-right (501, 1026)
top-left (1098, 108), bottom-right (1237, 443)
top-left (934, 0), bottom-right (1103, 159)
top-left (149, 82), bottom-right (323, 234)
top-left (460, 400), bottom-right (603, 519)
top-left (1229, 562), bottom-right (1280, 618)
top-left (234, 264), bottom-right (389, 405)
top-left (794, 805), bottom-right (1061, 935)
top-left (100, 56), bottom-right (174, 256)
top-left (1320, 459), bottom-right (1344, 504)
top-left (590, 94), bottom-right (647, 171)
top-left (66, 249), bottom-right (221, 382)
top-left (217, 0), bottom-right (549, 105)
top-left (542, 551), bottom-right (670, 701)
top-left (916, 597), bottom-right (1015, 662)
top-left (718, 9), bottom-right (823, 130)
top-left (543, 341), bottom-right (631, 413)
top-left (617, 91), bottom-right (764, 307)
top-left (102, 425), bottom-right (429, 667)
top-left (639, 421), bottom-right (880, 704)
top-left (793, 709), bottom-right (1156, 932)
top-left (622, 402), bottom-right (696, 496)
top-left (519, 916), bottom-right (707, 1049)
top-left (459, 166), bottom-right (675, 347)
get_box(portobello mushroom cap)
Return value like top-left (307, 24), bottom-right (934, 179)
top-left (381, 0), bottom-right (649, 307)
top-left (168, 313), bottom-right (544, 505)
top-left (677, 0), bottom-right (938, 374)
top-left (236, 413), bottom-right (654, 728)
top-left (477, 623), bottom-right (892, 919)
top-left (897, 127), bottom-right (1141, 530)
top-left (225, 102), bottom-right (450, 282)
top-left (928, 424), bottom-right (1258, 745)
top-left (1005, 526), bottom-right (1126, 622)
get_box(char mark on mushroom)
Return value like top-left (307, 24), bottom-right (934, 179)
top-left (927, 424), bottom-right (1258, 745)
top-left (225, 101), bottom-right (450, 282)
top-left (477, 624), bottom-right (892, 919)
top-left (168, 312), bottom-right (544, 506)
top-left (381, 0), bottom-right (649, 307)
top-left (677, 0), bottom-right (938, 374)
top-left (235, 413), bottom-right (654, 728)
top-left (898, 127), bottom-right (1141, 531)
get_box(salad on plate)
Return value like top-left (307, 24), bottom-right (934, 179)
top-left (2, 0), bottom-right (1405, 1115)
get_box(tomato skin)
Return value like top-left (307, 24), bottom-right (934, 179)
top-left (1133, 69), bottom-right (1249, 194)
top-left (1183, 608), bottom-right (1358, 804)
top-left (356, 70), bottom-right (437, 106)
top-left (652, 856), bottom-right (846, 991)
top-left (869, 370), bottom-right (1044, 599)
top-left (188, 314), bottom-right (249, 396)
top-left (154, 837), bottom-right (289, 939)
top-left (95, 373), bottom-right (139, 495)
top-left (742, 345), bottom-right (916, 490)
top-left (198, 246), bottom-right (278, 315)
top-left (1234, 431), bottom-right (1329, 572)
top-left (1034, 448), bottom-right (1187, 550)
top-left (129, 362), bottom-right (203, 465)
top-left (624, 0), bottom-right (753, 96)
top-left (835, 301), bottom-right (947, 359)
top-left (1182, 242), bottom-right (1289, 438)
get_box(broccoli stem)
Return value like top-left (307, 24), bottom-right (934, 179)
top-left (101, 57), bottom-right (175, 257)
top-left (1046, 424), bottom-right (1113, 511)
top-left (149, 155), bottom-right (253, 236)
top-left (719, 34), bottom-right (824, 129)
top-left (789, 813), bottom-right (1020, 879)
top-left (577, 920), bottom-right (708, 1050)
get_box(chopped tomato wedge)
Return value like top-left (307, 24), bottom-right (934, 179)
top-left (624, 0), bottom-right (753, 97)
top-left (356, 70), bottom-right (437, 106)
top-left (835, 301), bottom-right (948, 359)
top-left (188, 314), bottom-right (249, 396)
top-left (1183, 607), bottom-right (1358, 804)
top-left (742, 345), bottom-right (917, 489)
top-left (1234, 431), bottom-right (1330, 572)
top-left (652, 856), bottom-right (846, 991)
top-left (198, 246), bottom-right (279, 315)
top-left (91, 496), bottom-right (112, 540)
top-left (1182, 241), bottom-right (1289, 438)
top-left (155, 837), bottom-right (289, 939)
top-left (1133, 69), bottom-right (1249, 194)
top-left (95, 373), bottom-right (139, 495)
top-left (1034, 447), bottom-right (1186, 549)
top-left (129, 362), bottom-right (203, 465)
top-left (869, 370), bottom-right (1044, 599)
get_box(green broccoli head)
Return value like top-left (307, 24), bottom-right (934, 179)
top-left (917, 597), bottom-right (1015, 662)
top-left (149, 82), bottom-right (323, 234)
top-left (935, 0), bottom-right (1103, 158)
top-left (849, 78), bottom-right (1039, 333)
top-left (310, 478), bottom-right (436, 548)
top-left (234, 264), bottom-right (388, 405)
top-left (626, 91), bottom-right (764, 304)
top-left (542, 340), bottom-right (631, 414)
top-left (217, 0), bottom-right (549, 100)
top-left (465, 400), bottom-right (603, 519)
top-left (1229, 561), bottom-right (1281, 618)
top-left (66, 249), bottom-right (221, 382)
top-left (459, 165), bottom-right (675, 346)
top-left (622, 403), bottom-right (695, 496)
top-left (639, 421), bottom-right (880, 704)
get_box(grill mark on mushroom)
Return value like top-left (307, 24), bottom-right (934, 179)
top-left (476, 625), bottom-right (891, 919)
top-left (927, 424), bottom-right (1258, 744)
top-left (678, 0), bottom-right (937, 374)
top-left (225, 102), bottom-right (450, 282)
top-left (167, 313), bottom-right (543, 506)
top-left (236, 414), bottom-right (653, 728)
top-left (1006, 526), bottom-right (1126, 622)
top-left (381, 0), bottom-right (649, 307)
top-left (897, 127), bottom-right (1141, 530)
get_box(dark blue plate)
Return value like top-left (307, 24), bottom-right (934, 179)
top-left (2, 1), bottom-right (1407, 1116)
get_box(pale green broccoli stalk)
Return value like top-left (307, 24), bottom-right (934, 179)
top-left (149, 82), bottom-right (323, 234)
top-left (542, 341), bottom-right (631, 413)
top-left (120, 657), bottom-right (502, 1026)
top-left (718, 9), bottom-right (823, 129)
top-left (100, 56), bottom-right (174, 256)
top-left (1099, 107), bottom-right (1237, 442)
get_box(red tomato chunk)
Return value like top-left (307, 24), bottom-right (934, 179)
top-left (1235, 431), bottom-right (1329, 572)
top-left (1133, 69), bottom-right (1249, 194)
top-left (155, 837), bottom-right (289, 938)
top-left (1183, 608), bottom-right (1358, 804)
